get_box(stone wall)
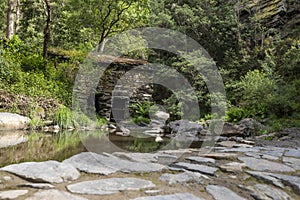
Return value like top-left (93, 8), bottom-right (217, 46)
top-left (95, 57), bottom-right (152, 121)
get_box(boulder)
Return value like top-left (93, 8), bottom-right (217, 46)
top-left (0, 112), bottom-right (30, 130)
top-left (236, 118), bottom-right (266, 136)
top-left (169, 120), bottom-right (203, 134)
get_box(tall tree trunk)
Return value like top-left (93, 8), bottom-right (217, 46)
top-left (6, 0), bottom-right (14, 40)
top-left (14, 0), bottom-right (20, 33)
top-left (43, 0), bottom-right (51, 59)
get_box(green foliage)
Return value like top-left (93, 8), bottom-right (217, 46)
top-left (225, 107), bottom-right (247, 122)
top-left (130, 100), bottom-right (152, 124)
top-left (29, 118), bottom-right (44, 130)
top-left (162, 94), bottom-right (183, 121)
top-left (54, 106), bottom-right (73, 129)
top-left (235, 70), bottom-right (276, 118)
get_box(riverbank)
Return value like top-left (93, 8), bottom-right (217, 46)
top-left (0, 138), bottom-right (299, 200)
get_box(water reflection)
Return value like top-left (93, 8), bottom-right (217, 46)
top-left (0, 130), bottom-right (204, 167)
top-left (0, 131), bottom-right (28, 148)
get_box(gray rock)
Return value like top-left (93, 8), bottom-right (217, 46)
top-left (169, 120), bottom-right (203, 134)
top-left (197, 153), bottom-right (237, 160)
top-left (247, 171), bottom-right (300, 194)
top-left (172, 162), bottom-right (218, 176)
top-left (67, 178), bottom-right (155, 195)
top-left (0, 190), bottom-right (28, 199)
top-left (220, 122), bottom-right (240, 136)
top-left (0, 112), bottom-right (30, 130)
top-left (244, 184), bottom-right (291, 200)
top-left (220, 147), bottom-right (260, 153)
top-left (153, 111), bottom-right (169, 121)
top-left (18, 183), bottom-right (55, 189)
top-left (25, 189), bottom-right (87, 200)
top-left (159, 172), bottom-right (203, 185)
top-left (1, 160), bottom-right (80, 183)
top-left (284, 149), bottom-right (300, 158)
top-left (282, 157), bottom-right (300, 170)
top-left (63, 152), bottom-right (118, 175)
top-left (219, 162), bottom-right (245, 173)
top-left (206, 185), bottom-right (246, 200)
top-left (238, 157), bottom-right (295, 172)
top-left (246, 171), bottom-right (285, 188)
top-left (262, 148), bottom-right (285, 157)
top-left (236, 118), bottom-right (266, 136)
top-left (132, 193), bottom-right (205, 200)
top-left (144, 190), bottom-right (162, 195)
top-left (64, 152), bottom-right (166, 175)
top-left (217, 141), bottom-right (237, 147)
top-left (244, 152), bottom-right (279, 161)
top-left (112, 152), bottom-right (158, 163)
top-left (271, 173), bottom-right (300, 195)
top-left (186, 156), bottom-right (216, 164)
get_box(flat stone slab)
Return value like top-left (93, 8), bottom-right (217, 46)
top-left (25, 189), bottom-right (87, 200)
top-left (247, 171), bottom-right (300, 194)
top-left (159, 172), bottom-right (203, 185)
top-left (284, 148), bottom-right (300, 158)
top-left (18, 183), bottom-right (55, 189)
top-left (172, 162), bottom-right (218, 175)
top-left (0, 190), bottom-right (28, 199)
top-left (1, 160), bottom-right (80, 183)
top-left (132, 193), bottom-right (205, 200)
top-left (283, 157), bottom-right (300, 170)
top-left (244, 152), bottom-right (279, 161)
top-left (186, 156), bottom-right (216, 164)
top-left (198, 153), bottom-right (237, 160)
top-left (67, 178), bottom-right (156, 195)
top-left (63, 152), bottom-right (118, 175)
top-left (206, 185), bottom-right (247, 200)
top-left (238, 157), bottom-right (295, 172)
top-left (219, 162), bottom-right (245, 173)
top-left (63, 152), bottom-right (166, 175)
top-left (244, 184), bottom-right (291, 200)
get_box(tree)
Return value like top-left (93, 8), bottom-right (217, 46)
top-left (6, 0), bottom-right (15, 39)
top-left (43, 0), bottom-right (51, 58)
top-left (66, 0), bottom-right (149, 51)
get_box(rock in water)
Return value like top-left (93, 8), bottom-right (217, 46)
top-left (0, 112), bottom-right (30, 130)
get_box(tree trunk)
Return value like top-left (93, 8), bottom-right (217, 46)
top-left (14, 0), bottom-right (20, 33)
top-left (98, 38), bottom-right (107, 53)
top-left (43, 0), bottom-right (51, 59)
top-left (6, 0), bottom-right (14, 40)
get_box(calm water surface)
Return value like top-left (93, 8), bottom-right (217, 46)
top-left (0, 130), bottom-right (203, 167)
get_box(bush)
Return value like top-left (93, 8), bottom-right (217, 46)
top-left (130, 100), bottom-right (152, 124)
top-left (235, 70), bottom-right (276, 118)
top-left (225, 107), bottom-right (247, 122)
top-left (54, 106), bottom-right (73, 129)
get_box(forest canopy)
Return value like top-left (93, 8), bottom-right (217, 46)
top-left (0, 0), bottom-right (299, 127)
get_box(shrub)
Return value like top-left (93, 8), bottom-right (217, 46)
top-left (235, 70), bottom-right (276, 118)
top-left (54, 106), bottom-right (73, 129)
top-left (225, 107), bottom-right (246, 122)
